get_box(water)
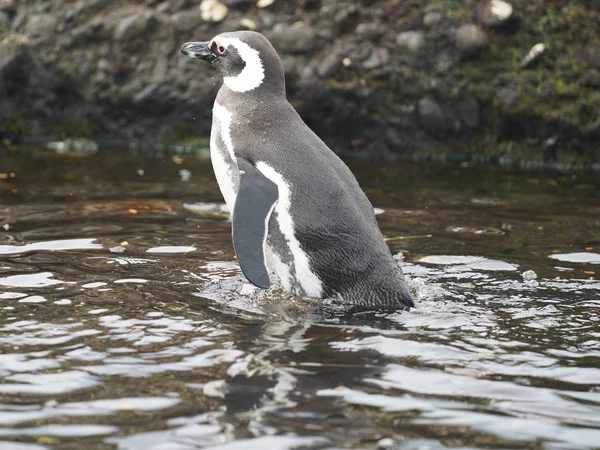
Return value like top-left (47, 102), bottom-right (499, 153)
top-left (1, 147), bottom-right (599, 450)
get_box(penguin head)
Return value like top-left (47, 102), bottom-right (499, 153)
top-left (181, 31), bottom-right (284, 94)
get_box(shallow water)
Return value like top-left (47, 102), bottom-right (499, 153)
top-left (0, 147), bottom-right (599, 450)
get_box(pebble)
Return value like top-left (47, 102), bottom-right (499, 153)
top-left (200, 0), bottom-right (228, 23)
top-left (520, 43), bottom-right (545, 68)
top-left (455, 24), bottom-right (489, 55)
top-left (355, 23), bottom-right (381, 40)
top-left (239, 18), bottom-right (256, 30)
top-left (256, 0), bottom-right (274, 7)
top-left (522, 270), bottom-right (538, 280)
top-left (396, 31), bottom-right (424, 52)
top-left (480, 0), bottom-right (513, 27)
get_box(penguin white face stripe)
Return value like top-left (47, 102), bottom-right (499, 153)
top-left (256, 162), bottom-right (323, 298)
top-left (211, 103), bottom-right (237, 211)
top-left (220, 38), bottom-right (265, 93)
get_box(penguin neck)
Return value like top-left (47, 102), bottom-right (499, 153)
top-left (216, 79), bottom-right (288, 115)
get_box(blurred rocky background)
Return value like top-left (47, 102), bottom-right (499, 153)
top-left (0, 0), bottom-right (599, 163)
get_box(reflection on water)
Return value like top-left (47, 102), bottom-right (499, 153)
top-left (0, 148), bottom-right (599, 449)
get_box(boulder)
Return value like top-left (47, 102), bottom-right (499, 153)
top-left (418, 97), bottom-right (447, 136)
top-left (114, 11), bottom-right (156, 41)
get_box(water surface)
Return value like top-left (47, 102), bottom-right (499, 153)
top-left (0, 147), bottom-right (599, 449)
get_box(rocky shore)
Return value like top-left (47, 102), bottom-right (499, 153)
top-left (0, 0), bottom-right (599, 163)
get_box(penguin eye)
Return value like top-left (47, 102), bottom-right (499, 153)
top-left (217, 45), bottom-right (227, 55)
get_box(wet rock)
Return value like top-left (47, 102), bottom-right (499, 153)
top-left (458, 96), bottom-right (480, 129)
top-left (270, 22), bottom-right (317, 54)
top-left (355, 23), bottom-right (381, 40)
top-left (455, 24), bottom-right (489, 55)
top-left (418, 97), bottom-right (447, 136)
top-left (171, 10), bottom-right (202, 32)
top-left (520, 43), bottom-right (545, 68)
top-left (423, 11), bottom-right (443, 27)
top-left (200, 0), bottom-right (228, 23)
top-left (363, 47), bottom-right (389, 69)
top-left (479, 0), bottom-right (513, 27)
top-left (24, 14), bottom-right (57, 39)
top-left (396, 31), bottom-right (424, 52)
top-left (114, 11), bottom-right (156, 41)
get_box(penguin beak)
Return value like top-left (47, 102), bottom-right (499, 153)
top-left (180, 41), bottom-right (215, 62)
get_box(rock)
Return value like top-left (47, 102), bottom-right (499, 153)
top-left (396, 31), bottom-right (424, 52)
top-left (200, 0), bottom-right (228, 23)
top-left (496, 86), bottom-right (519, 109)
top-left (256, 0), bottom-right (274, 8)
top-left (270, 22), bottom-right (317, 53)
top-left (0, 34), bottom-right (28, 71)
top-left (458, 96), bottom-right (480, 129)
top-left (222, 0), bottom-right (253, 7)
top-left (363, 47), bottom-right (389, 69)
top-left (0, 0), bottom-right (15, 14)
top-left (455, 24), bottom-right (489, 55)
top-left (239, 18), bottom-right (256, 30)
top-left (24, 14), bottom-right (57, 39)
top-left (156, 2), bottom-right (171, 13)
top-left (479, 0), bottom-right (513, 27)
top-left (418, 97), bottom-right (447, 136)
top-left (46, 138), bottom-right (99, 154)
top-left (171, 10), bottom-right (202, 32)
top-left (114, 11), bottom-right (155, 41)
top-left (0, 11), bottom-right (9, 27)
top-left (423, 11), bottom-right (443, 27)
top-left (519, 43), bottom-right (545, 68)
top-left (355, 23), bottom-right (381, 40)
top-left (317, 50), bottom-right (343, 77)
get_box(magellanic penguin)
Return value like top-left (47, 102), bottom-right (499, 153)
top-left (181, 31), bottom-right (414, 310)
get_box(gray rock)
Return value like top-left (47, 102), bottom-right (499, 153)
top-left (24, 14), bottom-right (57, 39)
top-left (171, 11), bottom-right (202, 32)
top-left (0, 11), bottom-right (9, 27)
top-left (0, 34), bottom-right (28, 72)
top-left (355, 23), bottom-right (381, 40)
top-left (418, 97), bottom-right (447, 136)
top-left (156, 2), bottom-right (171, 13)
top-left (423, 11), bottom-right (443, 27)
top-left (317, 50), bottom-right (343, 77)
top-left (0, 0), bottom-right (15, 13)
top-left (114, 11), bottom-right (155, 41)
top-left (458, 96), bottom-right (480, 129)
top-left (270, 22), bottom-right (317, 53)
top-left (496, 86), bottom-right (519, 109)
top-left (479, 0), bottom-right (513, 27)
top-left (455, 24), bottom-right (489, 55)
top-left (396, 31), bottom-right (424, 52)
top-left (363, 47), bottom-right (389, 69)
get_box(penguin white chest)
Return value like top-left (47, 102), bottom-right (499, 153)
top-left (210, 103), bottom-right (238, 211)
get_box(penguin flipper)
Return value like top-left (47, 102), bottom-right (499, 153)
top-left (232, 158), bottom-right (278, 289)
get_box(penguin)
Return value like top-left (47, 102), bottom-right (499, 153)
top-left (181, 31), bottom-right (414, 310)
